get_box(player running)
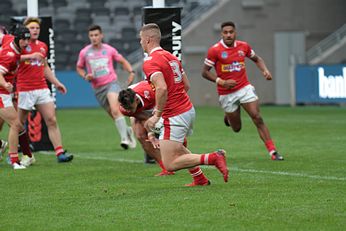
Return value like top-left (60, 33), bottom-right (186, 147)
top-left (202, 21), bottom-right (283, 161)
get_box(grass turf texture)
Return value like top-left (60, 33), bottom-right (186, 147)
top-left (0, 106), bottom-right (345, 230)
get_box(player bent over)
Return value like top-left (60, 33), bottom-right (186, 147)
top-left (140, 23), bottom-right (229, 186)
top-left (118, 81), bottom-right (175, 176)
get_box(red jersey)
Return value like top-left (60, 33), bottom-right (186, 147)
top-left (204, 40), bottom-right (255, 95)
top-left (0, 37), bottom-right (21, 94)
top-left (120, 81), bottom-right (156, 117)
top-left (142, 47), bottom-right (192, 119)
top-left (0, 34), bottom-right (13, 49)
top-left (16, 40), bottom-right (48, 92)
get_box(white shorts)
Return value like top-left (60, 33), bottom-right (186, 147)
top-left (159, 107), bottom-right (195, 143)
top-left (18, 89), bottom-right (54, 110)
top-left (219, 85), bottom-right (258, 113)
top-left (0, 94), bottom-right (14, 108)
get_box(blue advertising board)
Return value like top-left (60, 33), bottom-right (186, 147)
top-left (296, 64), bottom-right (346, 103)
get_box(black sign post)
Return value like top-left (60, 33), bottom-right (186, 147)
top-left (143, 7), bottom-right (182, 61)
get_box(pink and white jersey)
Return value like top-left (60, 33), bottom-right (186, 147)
top-left (142, 47), bottom-right (193, 119)
top-left (77, 43), bottom-right (123, 89)
top-left (204, 40), bottom-right (255, 95)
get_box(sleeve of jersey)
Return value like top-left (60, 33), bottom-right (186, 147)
top-left (76, 48), bottom-right (85, 68)
top-left (112, 47), bottom-right (123, 62)
top-left (204, 47), bottom-right (216, 67)
top-left (246, 43), bottom-right (256, 58)
top-left (0, 55), bottom-right (11, 74)
top-left (143, 61), bottom-right (160, 82)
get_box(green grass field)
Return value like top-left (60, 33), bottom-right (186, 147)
top-left (0, 106), bottom-right (345, 231)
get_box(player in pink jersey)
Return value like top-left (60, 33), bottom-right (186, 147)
top-left (202, 21), bottom-right (283, 161)
top-left (118, 80), bottom-right (175, 176)
top-left (15, 17), bottom-right (73, 165)
top-left (0, 25), bottom-right (32, 169)
top-left (140, 23), bottom-right (229, 186)
top-left (76, 24), bottom-right (136, 150)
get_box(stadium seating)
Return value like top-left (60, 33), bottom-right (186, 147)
top-left (1, 0), bottom-right (212, 70)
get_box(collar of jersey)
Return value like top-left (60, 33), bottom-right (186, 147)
top-left (149, 46), bottom-right (163, 55)
top-left (220, 39), bottom-right (237, 49)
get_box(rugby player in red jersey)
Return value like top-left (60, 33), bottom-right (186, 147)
top-left (202, 21), bottom-right (283, 161)
top-left (118, 80), bottom-right (175, 176)
top-left (140, 23), bottom-right (229, 186)
top-left (0, 25), bottom-right (31, 169)
top-left (15, 17), bottom-right (73, 165)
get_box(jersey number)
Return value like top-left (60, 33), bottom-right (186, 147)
top-left (169, 60), bottom-right (182, 83)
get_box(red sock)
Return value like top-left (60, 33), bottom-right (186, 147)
top-left (183, 138), bottom-right (188, 147)
top-left (188, 166), bottom-right (208, 183)
top-left (19, 130), bottom-right (32, 157)
top-left (265, 140), bottom-right (276, 153)
top-left (158, 160), bottom-right (167, 171)
top-left (200, 152), bottom-right (217, 165)
top-left (9, 152), bottom-right (19, 164)
top-left (55, 146), bottom-right (64, 156)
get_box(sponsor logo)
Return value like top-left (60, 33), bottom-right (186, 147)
top-left (318, 67), bottom-right (346, 98)
top-left (221, 61), bottom-right (245, 72)
top-left (172, 21), bottom-right (182, 61)
top-left (238, 50), bottom-right (245, 57)
top-left (26, 45), bottom-right (32, 52)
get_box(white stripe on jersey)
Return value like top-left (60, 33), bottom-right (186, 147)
top-left (204, 58), bottom-right (214, 67)
top-left (0, 65), bottom-right (8, 74)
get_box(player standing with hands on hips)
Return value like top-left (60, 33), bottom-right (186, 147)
top-left (202, 21), bottom-right (283, 161)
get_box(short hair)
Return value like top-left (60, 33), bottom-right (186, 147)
top-left (118, 88), bottom-right (136, 109)
top-left (88, 24), bottom-right (102, 33)
top-left (24, 17), bottom-right (41, 26)
top-left (141, 23), bottom-right (161, 40)
top-left (221, 21), bottom-right (236, 30)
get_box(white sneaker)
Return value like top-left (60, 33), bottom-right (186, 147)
top-left (12, 162), bottom-right (26, 170)
top-left (20, 154), bottom-right (36, 167)
top-left (0, 140), bottom-right (8, 161)
top-left (127, 127), bottom-right (137, 149)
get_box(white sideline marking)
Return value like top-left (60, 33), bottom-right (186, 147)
top-left (38, 152), bottom-right (346, 182)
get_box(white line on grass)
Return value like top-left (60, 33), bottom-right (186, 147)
top-left (38, 152), bottom-right (346, 182)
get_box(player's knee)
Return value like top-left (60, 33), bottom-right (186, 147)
top-left (45, 116), bottom-right (57, 127)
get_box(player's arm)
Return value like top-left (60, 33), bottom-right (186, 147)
top-left (182, 72), bottom-right (190, 92)
top-left (144, 72), bottom-right (167, 132)
top-left (249, 54), bottom-right (272, 80)
top-left (76, 66), bottom-right (93, 81)
top-left (20, 52), bottom-right (44, 61)
top-left (202, 64), bottom-right (236, 89)
top-left (43, 60), bottom-right (67, 94)
top-left (118, 56), bottom-right (135, 85)
top-left (0, 71), bottom-right (13, 93)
